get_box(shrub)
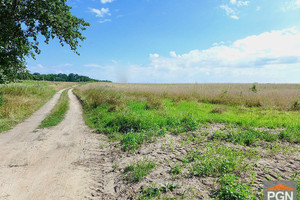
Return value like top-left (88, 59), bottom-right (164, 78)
top-left (249, 83), bottom-right (258, 93)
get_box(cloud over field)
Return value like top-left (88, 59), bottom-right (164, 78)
top-left (127, 28), bottom-right (300, 83)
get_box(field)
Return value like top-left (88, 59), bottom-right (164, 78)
top-left (74, 82), bottom-right (300, 199)
top-left (0, 81), bottom-right (75, 133)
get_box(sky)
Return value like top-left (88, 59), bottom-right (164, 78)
top-left (27, 0), bottom-right (300, 83)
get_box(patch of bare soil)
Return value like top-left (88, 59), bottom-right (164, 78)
top-left (85, 124), bottom-right (299, 200)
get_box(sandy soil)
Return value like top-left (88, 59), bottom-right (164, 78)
top-left (0, 89), bottom-right (100, 200)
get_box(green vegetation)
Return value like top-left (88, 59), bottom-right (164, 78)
top-left (0, 81), bottom-right (57, 132)
top-left (211, 174), bottom-right (256, 200)
top-left (138, 183), bottom-right (177, 200)
top-left (74, 84), bottom-right (300, 152)
top-left (185, 143), bottom-right (259, 177)
top-left (123, 158), bottom-right (156, 182)
top-left (39, 89), bottom-right (69, 129)
top-left (73, 83), bottom-right (299, 199)
top-left (0, 0), bottom-right (89, 83)
top-left (17, 72), bottom-right (109, 83)
top-left (211, 129), bottom-right (280, 146)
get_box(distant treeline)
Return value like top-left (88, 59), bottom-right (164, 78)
top-left (17, 72), bottom-right (111, 82)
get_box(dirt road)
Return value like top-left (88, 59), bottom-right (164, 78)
top-left (0, 89), bottom-right (103, 200)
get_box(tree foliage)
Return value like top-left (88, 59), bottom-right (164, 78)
top-left (17, 72), bottom-right (112, 82)
top-left (0, 0), bottom-right (89, 83)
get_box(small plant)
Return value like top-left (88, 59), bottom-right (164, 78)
top-left (211, 106), bottom-right (226, 114)
top-left (170, 164), bottom-right (182, 175)
top-left (211, 174), bottom-right (256, 200)
top-left (123, 158), bottom-right (156, 182)
top-left (291, 100), bottom-right (300, 111)
top-left (138, 183), bottom-right (177, 200)
top-left (249, 83), bottom-right (258, 93)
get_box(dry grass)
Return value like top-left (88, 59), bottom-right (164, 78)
top-left (0, 81), bottom-right (74, 132)
top-left (78, 82), bottom-right (300, 111)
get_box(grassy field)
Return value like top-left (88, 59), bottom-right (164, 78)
top-left (74, 82), bottom-right (299, 199)
top-left (38, 89), bottom-right (69, 129)
top-left (0, 81), bottom-right (74, 133)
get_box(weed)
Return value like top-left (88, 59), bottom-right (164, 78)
top-left (249, 83), bottom-right (258, 93)
top-left (291, 100), bottom-right (300, 111)
top-left (211, 174), bottom-right (256, 200)
top-left (211, 106), bottom-right (226, 114)
top-left (123, 158), bottom-right (156, 182)
top-left (211, 129), bottom-right (279, 146)
top-left (138, 183), bottom-right (177, 200)
top-left (279, 127), bottom-right (300, 143)
top-left (170, 164), bottom-right (182, 176)
top-left (186, 144), bottom-right (258, 177)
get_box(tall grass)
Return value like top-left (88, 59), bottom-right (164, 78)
top-left (82, 82), bottom-right (300, 111)
top-left (0, 81), bottom-right (63, 132)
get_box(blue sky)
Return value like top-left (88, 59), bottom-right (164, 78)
top-left (27, 0), bottom-right (300, 83)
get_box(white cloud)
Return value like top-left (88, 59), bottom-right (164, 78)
top-left (125, 28), bottom-right (300, 83)
top-left (220, 5), bottom-right (240, 20)
top-left (221, 0), bottom-right (249, 19)
top-left (89, 8), bottom-right (110, 18)
top-left (281, 0), bottom-right (300, 11)
top-left (100, 0), bottom-right (114, 4)
top-left (99, 19), bottom-right (112, 23)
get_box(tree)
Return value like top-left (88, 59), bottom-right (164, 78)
top-left (0, 0), bottom-right (89, 83)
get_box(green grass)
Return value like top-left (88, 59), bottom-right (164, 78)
top-left (123, 158), bottom-right (156, 182)
top-left (39, 89), bottom-right (69, 128)
top-left (74, 86), bottom-right (299, 151)
top-left (0, 81), bottom-right (57, 132)
top-left (184, 143), bottom-right (259, 177)
top-left (211, 174), bottom-right (256, 200)
top-left (138, 183), bottom-right (177, 200)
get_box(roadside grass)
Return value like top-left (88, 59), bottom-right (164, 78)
top-left (74, 84), bottom-right (299, 152)
top-left (38, 89), bottom-right (69, 128)
top-left (123, 158), bottom-right (156, 182)
top-left (0, 81), bottom-right (57, 133)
